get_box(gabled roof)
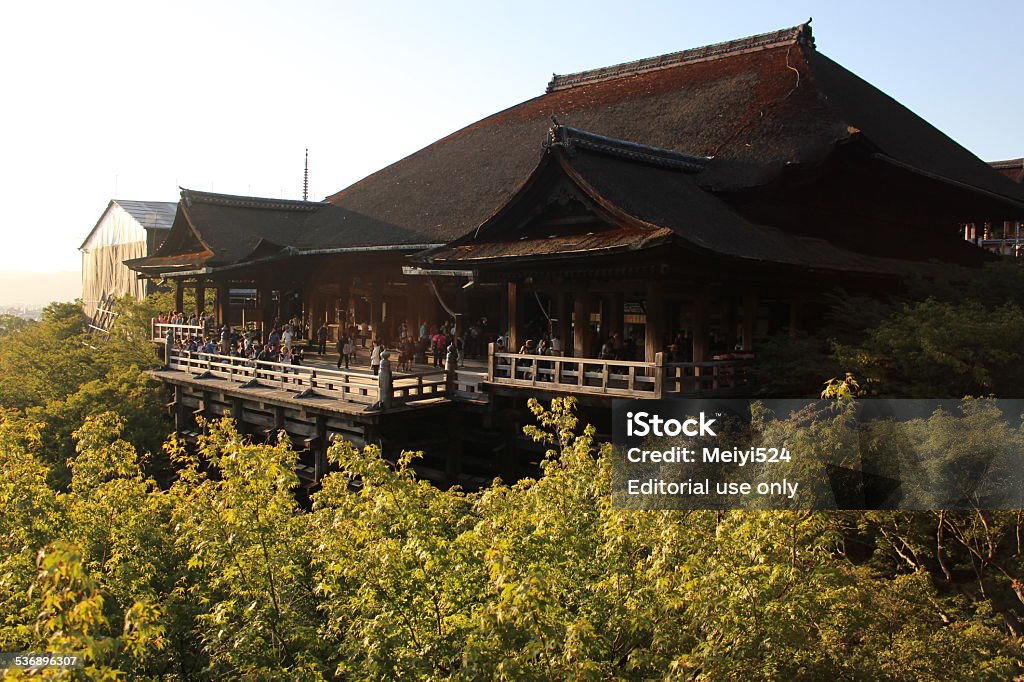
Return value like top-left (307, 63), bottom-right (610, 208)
top-left (324, 22), bottom-right (1022, 247)
top-left (128, 189), bottom-right (326, 273)
top-left (80, 199), bottom-right (177, 250)
top-left (420, 125), bottom-right (987, 276)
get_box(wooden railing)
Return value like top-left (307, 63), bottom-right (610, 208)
top-left (167, 350), bottom-right (447, 408)
top-left (453, 369), bottom-right (488, 401)
top-left (154, 321), bottom-right (205, 342)
top-left (489, 350), bottom-right (661, 397)
top-left (486, 345), bottom-right (749, 398)
top-left (663, 360), bottom-right (750, 395)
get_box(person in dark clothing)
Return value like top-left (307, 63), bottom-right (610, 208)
top-left (317, 324), bottom-right (329, 355)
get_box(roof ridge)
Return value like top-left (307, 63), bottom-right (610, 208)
top-left (546, 21), bottom-right (814, 93)
top-left (989, 158), bottom-right (1024, 169)
top-left (180, 188), bottom-right (326, 212)
top-left (545, 123), bottom-right (711, 172)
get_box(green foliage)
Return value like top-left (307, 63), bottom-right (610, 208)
top-left (0, 401), bottom-right (1021, 679)
top-left (834, 300), bottom-right (1024, 398)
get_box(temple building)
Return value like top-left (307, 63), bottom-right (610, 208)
top-left (126, 23), bottom-right (1024, 484)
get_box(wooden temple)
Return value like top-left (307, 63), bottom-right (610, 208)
top-left (126, 22), bottom-right (1024, 484)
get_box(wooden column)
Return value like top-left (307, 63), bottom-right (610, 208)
top-left (608, 292), bottom-right (625, 339)
top-left (314, 415), bottom-right (328, 483)
top-left (454, 289), bottom-right (467, 337)
top-left (445, 410), bottom-right (462, 482)
top-left (174, 280), bottom-right (184, 312)
top-left (259, 286), bottom-right (274, 328)
top-left (644, 281), bottom-right (665, 363)
top-left (788, 297), bottom-right (801, 338)
top-left (692, 288), bottom-right (710, 363)
top-left (195, 281), bottom-right (205, 317)
top-left (507, 281), bottom-right (524, 352)
top-left (217, 282), bottom-right (229, 326)
top-left (573, 293), bottom-right (592, 358)
top-left (742, 289), bottom-right (759, 351)
top-left (173, 385), bottom-right (187, 432)
top-left (554, 290), bottom-right (571, 353)
top-left (720, 297), bottom-right (737, 350)
top-left (368, 294), bottom-right (379, 341)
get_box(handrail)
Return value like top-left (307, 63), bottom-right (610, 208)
top-left (166, 349), bottom-right (448, 407)
top-left (487, 344), bottom-right (749, 398)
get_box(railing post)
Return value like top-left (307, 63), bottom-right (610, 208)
top-left (164, 328), bottom-right (174, 369)
top-left (378, 350), bottom-right (393, 410)
top-left (487, 342), bottom-right (495, 382)
top-left (654, 352), bottom-right (665, 398)
top-left (445, 342), bottom-right (458, 397)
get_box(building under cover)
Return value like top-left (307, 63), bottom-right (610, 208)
top-left (81, 199), bottom-right (177, 321)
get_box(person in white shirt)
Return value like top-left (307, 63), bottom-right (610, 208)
top-left (282, 326), bottom-right (294, 351)
top-left (370, 341), bottom-right (382, 376)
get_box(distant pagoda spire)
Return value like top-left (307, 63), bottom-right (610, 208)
top-left (302, 148), bottom-right (309, 201)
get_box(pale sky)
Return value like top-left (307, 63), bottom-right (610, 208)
top-left (1, 0), bottom-right (1020, 275)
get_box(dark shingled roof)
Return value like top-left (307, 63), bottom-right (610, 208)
top-left (132, 189), bottom-right (326, 272)
top-left (422, 131), bottom-right (969, 277)
top-left (323, 22), bottom-right (1023, 248)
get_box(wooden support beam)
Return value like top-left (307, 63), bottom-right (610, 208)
top-left (174, 385), bottom-right (187, 432)
top-left (742, 289), bottom-right (759, 351)
top-left (573, 294), bottom-right (591, 358)
top-left (692, 288), bottom-right (710, 363)
top-left (644, 281), bottom-right (665, 363)
top-left (608, 292), bottom-right (625, 341)
top-left (174, 280), bottom-right (184, 313)
top-left (789, 297), bottom-right (801, 338)
top-left (554, 290), bottom-right (571, 354)
top-left (721, 297), bottom-right (737, 350)
top-left (195, 283), bottom-right (205, 317)
top-left (217, 282), bottom-right (229, 327)
top-left (507, 281), bottom-right (523, 352)
top-left (445, 410), bottom-right (462, 482)
top-left (314, 414), bottom-right (328, 482)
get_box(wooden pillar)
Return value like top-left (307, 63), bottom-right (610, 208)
top-left (217, 281), bottom-right (229, 326)
top-left (644, 281), bottom-right (664, 363)
top-left (259, 286), bottom-right (273, 328)
top-left (554, 290), bottom-right (571, 354)
top-left (445, 410), bottom-right (462, 482)
top-left (573, 293), bottom-right (593, 358)
top-left (720, 297), bottom-right (737, 350)
top-left (788, 297), bottom-right (801, 338)
top-left (507, 281), bottom-right (523, 352)
top-left (608, 292), bottom-right (625, 340)
top-left (173, 385), bottom-right (187, 432)
top-left (742, 289), bottom-right (759, 351)
top-left (314, 415), bottom-right (327, 483)
top-left (692, 288), bottom-right (710, 363)
top-left (368, 294), bottom-right (379, 341)
top-left (195, 281), bottom-right (205, 317)
top-left (174, 280), bottom-right (184, 312)
top-left (454, 290), bottom-right (467, 338)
